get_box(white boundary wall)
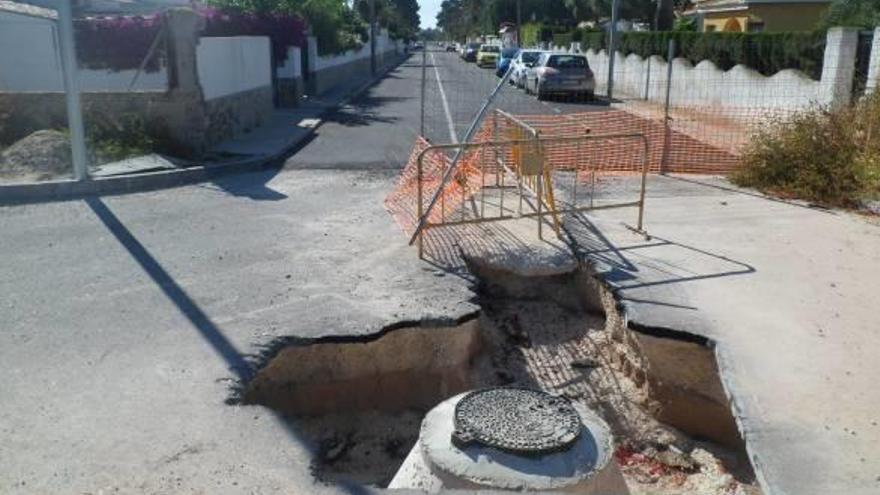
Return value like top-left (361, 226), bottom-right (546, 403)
top-left (561, 27), bottom-right (861, 112)
top-left (277, 46), bottom-right (302, 79)
top-left (314, 30), bottom-right (400, 70)
top-left (585, 50), bottom-right (827, 111)
top-left (864, 27), bottom-right (880, 94)
top-left (0, 10), bottom-right (167, 92)
top-left (196, 36), bottom-right (272, 100)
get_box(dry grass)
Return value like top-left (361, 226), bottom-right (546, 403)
top-left (732, 93), bottom-right (880, 208)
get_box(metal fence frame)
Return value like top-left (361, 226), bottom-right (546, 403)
top-left (411, 132), bottom-right (650, 258)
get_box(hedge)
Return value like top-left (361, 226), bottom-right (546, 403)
top-left (579, 30), bottom-right (826, 80)
top-left (523, 22), bottom-right (577, 48)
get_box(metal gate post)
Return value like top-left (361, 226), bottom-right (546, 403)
top-left (661, 39), bottom-right (675, 175)
top-left (420, 48), bottom-right (427, 138)
top-left (606, 0), bottom-right (620, 99)
top-left (57, 0), bottom-right (89, 182)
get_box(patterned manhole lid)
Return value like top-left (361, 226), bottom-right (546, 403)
top-left (451, 387), bottom-right (582, 456)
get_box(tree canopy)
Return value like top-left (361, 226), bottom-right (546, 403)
top-left (206, 0), bottom-right (420, 54)
top-left (436, 0), bottom-right (655, 40)
top-left (820, 0), bottom-right (880, 29)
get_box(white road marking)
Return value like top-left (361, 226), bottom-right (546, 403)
top-left (429, 51), bottom-right (459, 143)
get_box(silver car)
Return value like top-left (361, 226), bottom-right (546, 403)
top-left (510, 50), bottom-right (544, 89)
top-left (526, 53), bottom-right (595, 101)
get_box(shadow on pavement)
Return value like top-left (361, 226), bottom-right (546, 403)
top-left (85, 196), bottom-right (373, 495)
top-left (85, 197), bottom-right (255, 381)
top-left (563, 211), bottom-right (756, 292)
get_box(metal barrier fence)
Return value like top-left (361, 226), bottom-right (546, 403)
top-left (390, 35), bottom-right (872, 258)
top-left (384, 125), bottom-right (649, 258)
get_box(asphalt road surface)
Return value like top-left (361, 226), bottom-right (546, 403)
top-left (283, 50), bottom-right (609, 172)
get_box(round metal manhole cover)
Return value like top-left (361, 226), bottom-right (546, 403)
top-left (451, 387), bottom-right (582, 456)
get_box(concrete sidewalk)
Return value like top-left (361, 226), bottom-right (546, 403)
top-left (4, 56), bottom-right (409, 204)
top-left (566, 175), bottom-right (880, 495)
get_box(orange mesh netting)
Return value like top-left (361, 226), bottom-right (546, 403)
top-left (385, 107), bottom-right (748, 237)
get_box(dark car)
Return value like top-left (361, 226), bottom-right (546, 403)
top-left (461, 42), bottom-right (480, 62)
top-left (495, 47), bottom-right (519, 78)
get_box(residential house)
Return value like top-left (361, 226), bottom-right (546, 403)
top-left (686, 0), bottom-right (832, 32)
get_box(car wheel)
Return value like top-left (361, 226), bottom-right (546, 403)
top-left (585, 90), bottom-right (595, 102)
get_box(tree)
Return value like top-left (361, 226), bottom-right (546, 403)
top-left (353, 0), bottom-right (420, 40)
top-left (654, 0), bottom-right (674, 30)
top-left (207, 0), bottom-right (367, 54)
top-left (820, 0), bottom-right (880, 29)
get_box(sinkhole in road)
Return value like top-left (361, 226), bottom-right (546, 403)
top-left (239, 263), bottom-right (762, 494)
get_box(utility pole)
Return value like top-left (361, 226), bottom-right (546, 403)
top-left (56, 0), bottom-right (89, 181)
top-left (606, 0), bottom-right (620, 100)
top-left (369, 0), bottom-right (377, 75)
top-left (516, 0), bottom-right (522, 48)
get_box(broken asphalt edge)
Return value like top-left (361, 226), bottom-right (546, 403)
top-left (0, 56), bottom-right (408, 207)
top-left (556, 222), bottom-right (775, 495)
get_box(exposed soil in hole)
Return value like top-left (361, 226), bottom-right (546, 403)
top-left (240, 263), bottom-right (762, 494)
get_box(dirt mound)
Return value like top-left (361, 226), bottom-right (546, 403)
top-left (1, 130), bottom-right (72, 180)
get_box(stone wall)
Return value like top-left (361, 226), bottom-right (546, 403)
top-left (0, 8), bottom-right (277, 156)
top-left (203, 86), bottom-right (273, 147)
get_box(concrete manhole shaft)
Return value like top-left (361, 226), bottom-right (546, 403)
top-left (451, 387), bottom-right (582, 455)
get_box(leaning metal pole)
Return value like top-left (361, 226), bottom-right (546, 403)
top-left (408, 67), bottom-right (515, 246)
top-left (661, 39), bottom-right (675, 175)
top-left (606, 0), bottom-right (620, 100)
top-left (56, 0), bottom-right (89, 181)
top-left (420, 48), bottom-right (427, 137)
top-left (369, 0), bottom-right (377, 75)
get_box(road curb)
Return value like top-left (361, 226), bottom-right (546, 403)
top-left (0, 55), bottom-right (409, 206)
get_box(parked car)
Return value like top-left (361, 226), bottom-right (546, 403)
top-left (446, 43), bottom-right (458, 52)
top-left (476, 44), bottom-right (501, 68)
top-left (525, 52), bottom-right (595, 101)
top-left (495, 47), bottom-right (520, 78)
top-left (461, 42), bottom-right (480, 62)
top-left (411, 42), bottom-right (424, 51)
top-left (510, 50), bottom-right (544, 88)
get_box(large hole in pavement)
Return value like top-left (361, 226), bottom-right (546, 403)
top-left (238, 261), bottom-right (762, 494)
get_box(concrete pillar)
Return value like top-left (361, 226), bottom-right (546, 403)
top-left (865, 27), bottom-right (880, 95)
top-left (277, 46), bottom-right (303, 107)
top-left (306, 36), bottom-right (318, 95)
top-left (820, 27), bottom-right (859, 108)
top-left (164, 8), bottom-right (204, 94)
top-left (158, 7), bottom-right (208, 155)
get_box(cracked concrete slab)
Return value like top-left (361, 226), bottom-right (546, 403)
top-left (565, 174), bottom-right (880, 495)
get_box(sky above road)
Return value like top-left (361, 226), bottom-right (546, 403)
top-left (420, 0), bottom-right (441, 29)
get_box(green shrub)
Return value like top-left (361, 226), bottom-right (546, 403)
top-left (520, 22), bottom-right (543, 47)
top-left (580, 31), bottom-right (826, 79)
top-left (86, 113), bottom-right (157, 164)
top-left (553, 32), bottom-right (574, 47)
top-left (732, 94), bottom-right (880, 208)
